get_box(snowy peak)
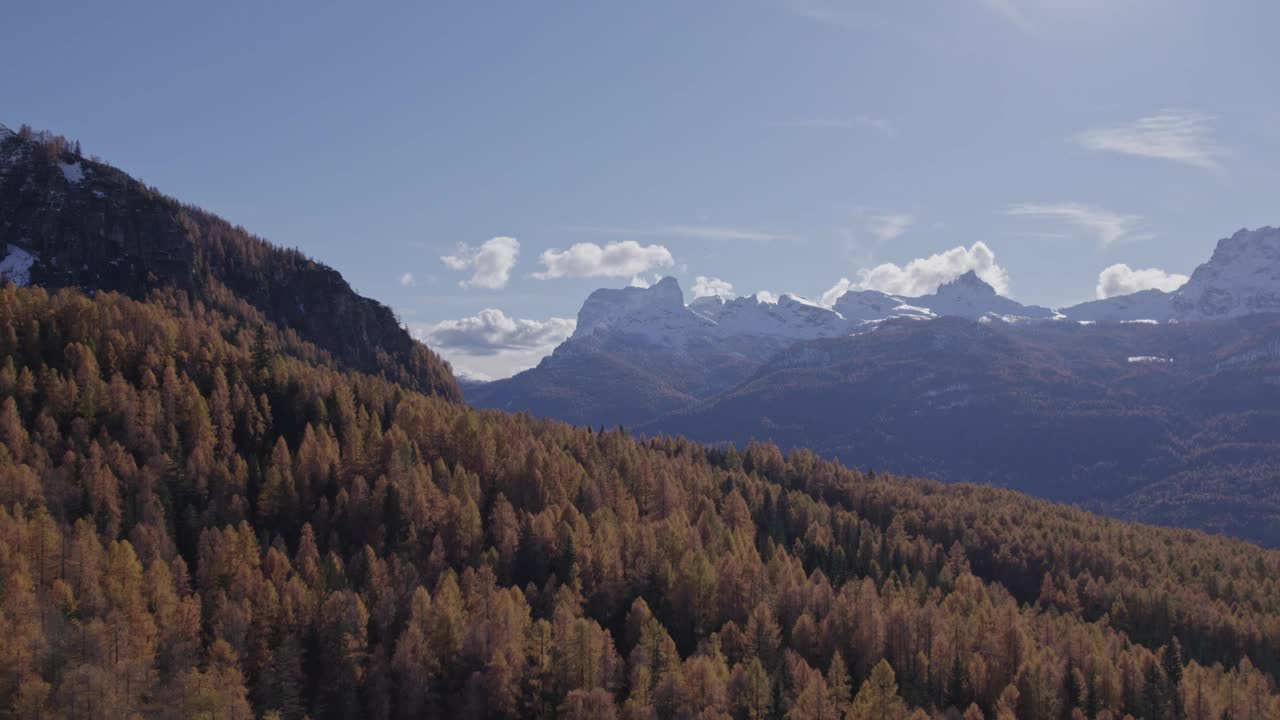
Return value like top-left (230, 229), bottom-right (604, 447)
top-left (941, 270), bottom-right (996, 295)
top-left (572, 276), bottom-right (711, 341)
top-left (710, 292), bottom-right (847, 340)
top-left (832, 289), bottom-right (934, 323)
top-left (571, 279), bottom-right (849, 347)
top-left (907, 272), bottom-right (1058, 321)
top-left (1171, 226), bottom-right (1280, 319)
top-left (1061, 226), bottom-right (1280, 322)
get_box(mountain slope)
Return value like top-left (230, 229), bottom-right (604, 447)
top-left (651, 315), bottom-right (1280, 545)
top-left (1059, 226), bottom-right (1280, 322)
top-left (473, 228), bottom-right (1280, 544)
top-left (0, 125), bottom-right (460, 401)
top-left (467, 279), bottom-right (844, 426)
top-left (1172, 225), bottom-right (1280, 318)
top-left (1, 283), bottom-right (1278, 718)
top-left (906, 270), bottom-right (1060, 321)
top-left (471, 272), bottom-right (1074, 426)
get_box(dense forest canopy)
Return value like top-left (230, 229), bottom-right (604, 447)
top-left (1, 283), bottom-right (1279, 719)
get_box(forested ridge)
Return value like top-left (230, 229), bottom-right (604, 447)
top-left (0, 126), bottom-right (460, 402)
top-left (2, 284), bottom-right (1279, 719)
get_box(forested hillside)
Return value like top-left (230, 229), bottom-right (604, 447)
top-left (2, 284), bottom-right (1279, 719)
top-left (0, 126), bottom-right (460, 401)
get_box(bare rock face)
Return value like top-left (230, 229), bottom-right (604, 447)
top-left (0, 130), bottom-right (460, 401)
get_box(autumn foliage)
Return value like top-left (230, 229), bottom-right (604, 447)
top-left (1, 284), bottom-right (1278, 718)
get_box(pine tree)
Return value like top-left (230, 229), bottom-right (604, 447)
top-left (849, 660), bottom-right (906, 720)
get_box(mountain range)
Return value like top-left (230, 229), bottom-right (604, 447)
top-left (470, 226), bottom-right (1280, 545)
top-left (3, 122), bottom-right (1280, 717)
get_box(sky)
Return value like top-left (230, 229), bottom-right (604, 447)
top-left (4, 1), bottom-right (1280, 378)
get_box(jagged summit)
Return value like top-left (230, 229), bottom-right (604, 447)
top-left (946, 270), bottom-right (993, 291)
top-left (571, 276), bottom-right (710, 341)
top-left (1172, 226), bottom-right (1280, 318)
top-left (567, 224), bottom-right (1280, 347)
top-left (908, 271), bottom-right (1059, 321)
top-left (709, 291), bottom-right (848, 340)
top-left (1061, 226), bottom-right (1280, 322)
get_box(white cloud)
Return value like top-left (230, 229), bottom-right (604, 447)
top-left (1076, 111), bottom-right (1225, 172)
top-left (820, 278), bottom-right (855, 306)
top-left (867, 213), bottom-right (916, 242)
top-left (691, 276), bottom-right (736, 300)
top-left (628, 273), bottom-right (666, 288)
top-left (1004, 203), bottom-right (1143, 246)
top-left (1095, 264), bottom-right (1189, 299)
top-left (399, 272), bottom-right (416, 287)
top-left (413, 309), bottom-right (576, 379)
top-left (534, 240), bottom-right (674, 279)
top-left (827, 242), bottom-right (1010, 300)
top-left (441, 236), bottom-right (521, 289)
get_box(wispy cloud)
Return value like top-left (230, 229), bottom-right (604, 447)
top-left (866, 213), bottom-right (916, 242)
top-left (1075, 111), bottom-right (1226, 172)
top-left (1004, 203), bottom-right (1144, 246)
top-left (399, 272), bottom-right (416, 287)
top-left (979, 0), bottom-right (1034, 31)
top-left (769, 116), bottom-right (898, 138)
top-left (657, 225), bottom-right (784, 242)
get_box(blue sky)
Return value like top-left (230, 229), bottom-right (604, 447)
top-left (5, 1), bottom-right (1279, 377)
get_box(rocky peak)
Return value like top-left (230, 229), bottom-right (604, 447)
top-left (941, 270), bottom-right (996, 294)
top-left (572, 276), bottom-right (712, 341)
top-left (907, 272), bottom-right (1058, 321)
top-left (1172, 227), bottom-right (1280, 318)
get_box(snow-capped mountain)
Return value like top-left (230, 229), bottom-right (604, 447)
top-left (574, 279), bottom-right (849, 346)
top-left (1060, 289), bottom-right (1176, 323)
top-left (572, 270), bottom-right (1057, 350)
top-left (572, 277), bottom-right (714, 343)
top-left (905, 271), bottom-right (1060, 322)
top-left (1172, 226), bottom-right (1280, 319)
top-left (832, 289), bottom-right (934, 323)
top-left (1059, 227), bottom-right (1280, 322)
top-left (692, 292), bottom-right (849, 340)
top-left (469, 273), bottom-right (1065, 425)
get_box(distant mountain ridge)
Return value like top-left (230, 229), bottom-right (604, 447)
top-left (0, 125), bottom-right (461, 401)
top-left (470, 226), bottom-right (1280, 544)
top-left (1060, 226), bottom-right (1280, 321)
